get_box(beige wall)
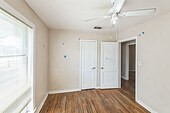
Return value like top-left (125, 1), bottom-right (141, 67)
top-left (48, 30), bottom-right (115, 91)
top-left (4, 0), bottom-right (49, 109)
top-left (119, 12), bottom-right (170, 113)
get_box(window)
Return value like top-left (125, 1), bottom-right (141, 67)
top-left (0, 9), bottom-right (33, 113)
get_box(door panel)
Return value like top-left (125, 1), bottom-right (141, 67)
top-left (81, 41), bottom-right (97, 89)
top-left (82, 71), bottom-right (95, 88)
top-left (101, 42), bottom-right (118, 89)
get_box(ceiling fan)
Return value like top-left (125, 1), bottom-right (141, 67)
top-left (84, 0), bottom-right (156, 25)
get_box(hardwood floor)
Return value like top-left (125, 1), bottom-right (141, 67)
top-left (40, 89), bottom-right (150, 113)
top-left (121, 71), bottom-right (135, 99)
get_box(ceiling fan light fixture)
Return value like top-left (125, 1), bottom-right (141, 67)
top-left (114, 16), bottom-right (118, 20)
top-left (111, 16), bottom-right (117, 25)
top-left (112, 19), bottom-right (117, 24)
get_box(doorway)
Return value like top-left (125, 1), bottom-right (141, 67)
top-left (119, 38), bottom-right (137, 99)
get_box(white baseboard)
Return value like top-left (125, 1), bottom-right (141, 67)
top-left (48, 87), bottom-right (102, 95)
top-left (35, 93), bottom-right (48, 113)
top-left (48, 89), bottom-right (81, 94)
top-left (95, 87), bottom-right (101, 89)
top-left (136, 99), bottom-right (158, 113)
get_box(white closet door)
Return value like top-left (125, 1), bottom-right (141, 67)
top-left (81, 41), bottom-right (97, 89)
top-left (100, 42), bottom-right (119, 89)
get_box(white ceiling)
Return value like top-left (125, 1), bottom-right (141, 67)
top-left (25, 0), bottom-right (170, 33)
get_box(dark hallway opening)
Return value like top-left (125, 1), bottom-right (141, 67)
top-left (121, 42), bottom-right (136, 100)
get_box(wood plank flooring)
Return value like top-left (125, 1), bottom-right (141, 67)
top-left (121, 71), bottom-right (135, 99)
top-left (40, 89), bottom-right (150, 113)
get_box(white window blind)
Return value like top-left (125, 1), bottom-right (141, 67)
top-left (0, 9), bottom-right (32, 113)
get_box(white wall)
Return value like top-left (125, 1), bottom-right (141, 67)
top-left (48, 30), bottom-right (115, 91)
top-left (118, 12), bottom-right (170, 113)
top-left (3, 0), bottom-right (49, 109)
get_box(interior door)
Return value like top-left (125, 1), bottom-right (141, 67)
top-left (81, 40), bottom-right (97, 89)
top-left (100, 42), bottom-right (119, 89)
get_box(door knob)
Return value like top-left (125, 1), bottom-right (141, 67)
top-left (92, 67), bottom-right (96, 70)
top-left (101, 67), bottom-right (104, 69)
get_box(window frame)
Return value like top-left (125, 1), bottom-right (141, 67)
top-left (0, 1), bottom-right (36, 112)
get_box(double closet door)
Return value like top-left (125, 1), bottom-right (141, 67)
top-left (80, 40), bottom-right (119, 90)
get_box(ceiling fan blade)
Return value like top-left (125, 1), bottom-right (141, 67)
top-left (121, 8), bottom-right (156, 17)
top-left (111, 0), bottom-right (125, 12)
top-left (109, 0), bottom-right (125, 15)
top-left (84, 16), bottom-right (111, 22)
